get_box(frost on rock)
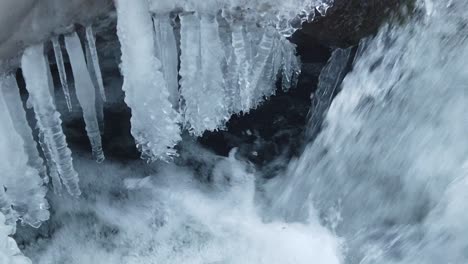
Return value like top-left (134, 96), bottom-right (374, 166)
top-left (116, 0), bottom-right (181, 161)
top-left (21, 44), bottom-right (81, 197)
top-left (0, 213), bottom-right (31, 264)
top-left (64, 31), bottom-right (105, 163)
top-left (51, 36), bottom-right (73, 112)
top-left (0, 76), bottom-right (49, 228)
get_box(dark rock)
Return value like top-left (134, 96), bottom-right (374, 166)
top-left (301, 0), bottom-right (411, 48)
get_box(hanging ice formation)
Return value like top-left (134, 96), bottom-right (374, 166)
top-left (0, 1), bottom-right (332, 188)
top-left (307, 48), bottom-right (353, 140)
top-left (85, 26), bottom-right (107, 103)
top-left (84, 31), bottom-right (105, 133)
top-left (64, 31), bottom-right (105, 163)
top-left (114, 0), bottom-right (331, 156)
top-left (0, 75), bottom-right (50, 228)
top-left (116, 0), bottom-right (181, 161)
top-left (51, 36), bottom-right (73, 111)
top-left (152, 14), bottom-right (179, 108)
top-left (0, 75), bottom-right (47, 180)
top-left (179, 12), bottom-right (230, 136)
top-left (21, 44), bottom-right (81, 197)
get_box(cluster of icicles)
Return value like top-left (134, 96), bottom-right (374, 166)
top-left (0, 1), bottom-right (332, 250)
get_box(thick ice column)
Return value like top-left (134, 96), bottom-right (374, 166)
top-left (0, 75), bottom-right (47, 179)
top-left (64, 32), bottom-right (105, 163)
top-left (85, 26), bottom-right (107, 102)
top-left (51, 36), bottom-right (73, 111)
top-left (116, 0), bottom-right (181, 161)
top-left (153, 14), bottom-right (179, 108)
top-left (307, 48), bottom-right (353, 140)
top-left (179, 12), bottom-right (229, 135)
top-left (21, 44), bottom-right (81, 197)
top-left (0, 85), bottom-right (49, 227)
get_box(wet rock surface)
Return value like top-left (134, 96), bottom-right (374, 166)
top-left (302, 0), bottom-right (408, 47)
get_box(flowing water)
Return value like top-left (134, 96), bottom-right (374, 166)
top-left (269, 0), bottom-right (468, 263)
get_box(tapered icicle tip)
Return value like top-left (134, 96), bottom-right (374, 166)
top-left (64, 32), bottom-right (106, 164)
top-left (51, 36), bottom-right (73, 112)
top-left (85, 25), bottom-right (107, 103)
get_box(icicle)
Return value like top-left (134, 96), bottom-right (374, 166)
top-left (84, 37), bottom-right (105, 134)
top-left (0, 75), bottom-right (47, 180)
top-left (51, 36), bottom-right (73, 111)
top-left (179, 12), bottom-right (229, 136)
top-left (85, 26), bottom-right (107, 102)
top-left (45, 56), bottom-right (55, 105)
top-left (230, 23), bottom-right (251, 113)
top-left (116, 0), bottom-right (181, 161)
top-left (38, 131), bottom-right (62, 194)
top-left (199, 14), bottom-right (230, 128)
top-left (153, 14), bottom-right (179, 108)
top-left (0, 82), bottom-right (49, 227)
top-left (21, 44), bottom-right (81, 197)
top-left (246, 27), bottom-right (276, 110)
top-left (64, 32), bottom-right (105, 163)
top-left (280, 38), bottom-right (301, 91)
top-left (307, 48), bottom-right (353, 140)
